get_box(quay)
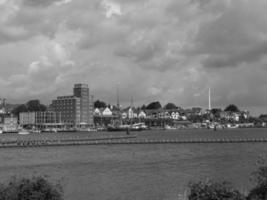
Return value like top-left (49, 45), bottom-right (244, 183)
top-left (2, 136), bottom-right (267, 148)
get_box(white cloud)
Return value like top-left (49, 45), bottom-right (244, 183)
top-left (101, 0), bottom-right (122, 18)
top-left (54, 0), bottom-right (72, 6)
top-left (0, 0), bottom-right (19, 23)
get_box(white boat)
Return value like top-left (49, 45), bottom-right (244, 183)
top-left (18, 129), bottom-right (30, 135)
top-left (131, 123), bottom-right (148, 130)
top-left (227, 124), bottom-right (239, 129)
top-left (30, 129), bottom-right (41, 133)
top-left (164, 125), bottom-right (176, 130)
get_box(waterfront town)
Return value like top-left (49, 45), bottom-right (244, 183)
top-left (0, 83), bottom-right (266, 133)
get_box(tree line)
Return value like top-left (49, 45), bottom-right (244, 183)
top-left (11, 100), bottom-right (47, 116)
top-left (10, 98), bottom-right (242, 116)
top-left (94, 99), bottom-right (241, 112)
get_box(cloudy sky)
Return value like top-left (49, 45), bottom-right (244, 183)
top-left (1, 0), bottom-right (267, 115)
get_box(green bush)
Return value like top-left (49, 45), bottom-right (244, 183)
top-left (187, 165), bottom-right (267, 200)
top-left (0, 176), bottom-right (63, 200)
top-left (250, 166), bottom-right (267, 186)
top-left (247, 166), bottom-right (267, 200)
top-left (188, 180), bottom-right (245, 200)
top-left (247, 183), bottom-right (267, 200)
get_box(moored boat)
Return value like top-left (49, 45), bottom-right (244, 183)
top-left (107, 123), bottom-right (148, 131)
top-left (18, 129), bottom-right (30, 135)
top-left (107, 124), bottom-right (130, 131)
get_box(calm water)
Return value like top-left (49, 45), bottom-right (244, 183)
top-left (1, 128), bottom-right (267, 200)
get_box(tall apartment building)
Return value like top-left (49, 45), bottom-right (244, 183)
top-left (51, 95), bottom-right (81, 126)
top-left (51, 84), bottom-right (94, 127)
top-left (89, 95), bottom-right (94, 125)
top-left (73, 84), bottom-right (89, 124)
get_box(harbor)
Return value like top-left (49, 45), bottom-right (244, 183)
top-left (1, 0), bottom-right (267, 199)
top-left (1, 128), bottom-right (267, 148)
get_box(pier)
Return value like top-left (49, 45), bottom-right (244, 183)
top-left (2, 136), bottom-right (267, 148)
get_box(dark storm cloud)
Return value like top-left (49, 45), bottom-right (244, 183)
top-left (203, 42), bottom-right (267, 68)
top-left (0, 28), bottom-right (29, 44)
top-left (190, 0), bottom-right (267, 69)
top-left (22, 0), bottom-right (62, 8)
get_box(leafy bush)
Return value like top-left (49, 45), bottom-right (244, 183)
top-left (250, 166), bottom-right (267, 186)
top-left (247, 166), bottom-right (267, 200)
top-left (247, 183), bottom-right (267, 200)
top-left (0, 176), bottom-right (63, 200)
top-left (188, 180), bottom-right (244, 200)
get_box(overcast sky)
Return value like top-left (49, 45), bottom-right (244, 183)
top-left (1, 0), bottom-right (267, 115)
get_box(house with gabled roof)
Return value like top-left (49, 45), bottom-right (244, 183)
top-left (138, 110), bottom-right (146, 118)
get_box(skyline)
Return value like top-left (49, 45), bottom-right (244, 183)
top-left (1, 0), bottom-right (267, 115)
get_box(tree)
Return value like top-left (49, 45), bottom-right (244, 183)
top-left (146, 101), bottom-right (162, 110)
top-left (211, 108), bottom-right (222, 118)
top-left (0, 176), bottom-right (63, 200)
top-left (94, 100), bottom-right (106, 108)
top-left (141, 105), bottom-right (146, 110)
top-left (26, 100), bottom-right (46, 112)
top-left (164, 103), bottom-right (178, 110)
top-left (224, 104), bottom-right (240, 112)
top-left (247, 166), bottom-right (267, 200)
top-left (11, 100), bottom-right (47, 116)
top-left (11, 104), bottom-right (28, 116)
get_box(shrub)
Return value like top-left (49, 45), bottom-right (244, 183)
top-left (0, 176), bottom-right (63, 200)
top-left (247, 166), bottom-right (267, 200)
top-left (250, 166), bottom-right (267, 186)
top-left (188, 180), bottom-right (244, 200)
top-left (247, 183), bottom-right (267, 200)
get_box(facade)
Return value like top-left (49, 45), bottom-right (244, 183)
top-left (35, 111), bottom-right (61, 124)
top-left (171, 111), bottom-right (180, 120)
top-left (102, 107), bottom-right (112, 116)
top-left (88, 95), bottom-right (94, 126)
top-left (19, 111), bottom-right (61, 126)
top-left (51, 84), bottom-right (94, 127)
top-left (138, 110), bottom-right (146, 118)
top-left (19, 112), bottom-right (35, 125)
top-left (128, 107), bottom-right (138, 119)
top-left (73, 84), bottom-right (89, 124)
top-left (3, 116), bottom-right (18, 132)
top-left (94, 108), bottom-right (101, 116)
top-left (51, 95), bottom-right (80, 126)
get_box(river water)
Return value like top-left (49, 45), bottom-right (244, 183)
top-left (0, 128), bottom-right (267, 200)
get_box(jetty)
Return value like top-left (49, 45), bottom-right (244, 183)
top-left (1, 136), bottom-right (267, 148)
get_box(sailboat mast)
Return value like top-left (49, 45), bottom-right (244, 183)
top-left (208, 87), bottom-right (211, 110)
top-left (130, 96), bottom-right (133, 109)
top-left (130, 96), bottom-right (134, 125)
top-left (116, 85), bottom-right (120, 110)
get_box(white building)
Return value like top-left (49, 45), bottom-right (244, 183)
top-left (102, 107), bottom-right (113, 116)
top-left (171, 111), bottom-right (180, 120)
top-left (19, 112), bottom-right (35, 125)
top-left (138, 110), bottom-right (146, 118)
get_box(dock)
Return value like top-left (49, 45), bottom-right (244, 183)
top-left (1, 136), bottom-right (267, 148)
